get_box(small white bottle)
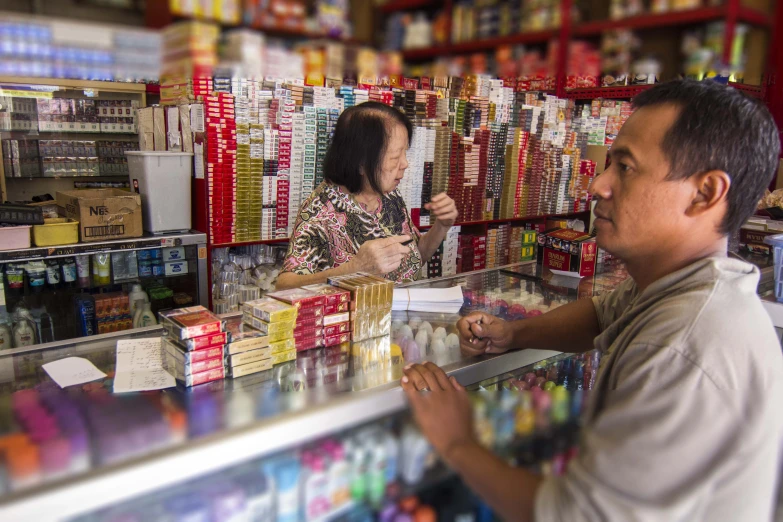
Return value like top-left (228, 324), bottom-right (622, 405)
top-left (128, 284), bottom-right (148, 320)
top-left (137, 302), bottom-right (157, 327)
top-left (0, 319), bottom-right (12, 351)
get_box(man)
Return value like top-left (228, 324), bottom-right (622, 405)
top-left (401, 80), bottom-right (783, 521)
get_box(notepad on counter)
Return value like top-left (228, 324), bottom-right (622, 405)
top-left (113, 338), bottom-right (176, 393)
top-left (392, 286), bottom-right (464, 314)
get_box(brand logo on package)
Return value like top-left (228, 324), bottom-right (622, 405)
top-left (89, 206), bottom-right (109, 216)
top-left (546, 249), bottom-right (570, 270)
top-left (172, 264), bottom-right (182, 273)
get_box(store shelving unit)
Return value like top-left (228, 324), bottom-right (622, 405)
top-left (396, 0), bottom-right (775, 99)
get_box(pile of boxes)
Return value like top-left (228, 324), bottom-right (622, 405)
top-left (326, 274), bottom-right (393, 343)
top-left (160, 306), bottom-right (227, 387)
top-left (457, 234), bottom-right (487, 273)
top-left (205, 93), bottom-right (238, 245)
top-left (486, 223), bottom-right (510, 268)
top-left (242, 297), bottom-right (297, 366)
top-left (509, 228), bottom-right (537, 263)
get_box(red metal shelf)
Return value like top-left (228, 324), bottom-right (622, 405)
top-left (729, 81), bottom-right (764, 99)
top-left (573, 7), bottom-right (724, 35)
top-left (418, 210), bottom-right (589, 229)
top-left (564, 85), bottom-right (653, 99)
top-left (379, 0), bottom-right (437, 14)
top-left (209, 238), bottom-right (290, 249)
top-left (737, 6), bottom-right (774, 27)
top-left (403, 30), bottom-right (556, 60)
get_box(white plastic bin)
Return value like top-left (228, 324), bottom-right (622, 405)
top-left (126, 151), bottom-right (193, 234)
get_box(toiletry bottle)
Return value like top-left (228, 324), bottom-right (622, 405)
top-left (0, 319), bottom-right (12, 351)
top-left (128, 284), bottom-right (148, 320)
top-left (75, 256), bottom-right (90, 288)
top-left (92, 254), bottom-right (111, 286)
top-left (367, 436), bottom-right (388, 508)
top-left (326, 440), bottom-right (351, 509)
top-left (303, 452), bottom-right (330, 520)
top-left (138, 302), bottom-right (157, 327)
top-left (61, 258), bottom-right (77, 289)
top-left (45, 260), bottom-right (61, 290)
top-left (12, 310), bottom-right (37, 348)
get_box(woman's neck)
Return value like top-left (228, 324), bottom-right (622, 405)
top-left (353, 189), bottom-right (381, 213)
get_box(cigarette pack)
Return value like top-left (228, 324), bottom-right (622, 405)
top-left (174, 366), bottom-right (225, 387)
top-left (295, 335), bottom-right (325, 352)
top-left (241, 297), bottom-right (298, 323)
top-left (270, 337), bottom-right (296, 355)
top-left (230, 357), bottom-right (273, 378)
top-left (301, 283), bottom-right (351, 309)
top-left (296, 306), bottom-right (324, 319)
top-left (170, 331), bottom-right (227, 352)
top-left (226, 330), bottom-right (270, 355)
top-left (272, 348), bottom-right (297, 365)
top-left (163, 337), bottom-right (224, 363)
top-left (323, 312), bottom-right (350, 326)
top-left (295, 314), bottom-right (323, 328)
top-left (227, 346), bottom-right (272, 367)
top-left (163, 347), bottom-right (224, 375)
top-left (160, 306), bottom-right (224, 339)
top-left (242, 314), bottom-right (295, 335)
top-left (267, 288), bottom-right (326, 310)
top-left (323, 322), bottom-right (349, 336)
top-left (537, 228), bottom-right (597, 278)
top-left (324, 332), bottom-right (351, 347)
top-left (294, 325), bottom-right (323, 340)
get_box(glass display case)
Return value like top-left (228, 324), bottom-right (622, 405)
top-left (0, 262), bottom-right (632, 521)
top-left (0, 232), bottom-right (208, 351)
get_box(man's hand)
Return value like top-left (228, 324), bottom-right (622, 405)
top-left (457, 312), bottom-right (515, 357)
top-left (401, 362), bottom-right (477, 467)
top-left (425, 193), bottom-right (458, 228)
top-left (351, 235), bottom-right (411, 276)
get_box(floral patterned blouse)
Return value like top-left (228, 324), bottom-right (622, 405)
top-left (283, 182), bottom-right (423, 283)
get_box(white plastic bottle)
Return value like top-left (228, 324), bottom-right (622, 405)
top-left (302, 452), bottom-right (330, 520)
top-left (137, 302), bottom-right (157, 327)
top-left (128, 284), bottom-right (148, 320)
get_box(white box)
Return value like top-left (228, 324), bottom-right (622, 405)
top-left (126, 151), bottom-right (194, 233)
top-left (165, 260), bottom-right (189, 276)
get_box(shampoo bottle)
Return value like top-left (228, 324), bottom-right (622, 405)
top-left (137, 302), bottom-right (157, 327)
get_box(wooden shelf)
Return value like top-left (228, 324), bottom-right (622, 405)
top-left (0, 76), bottom-right (147, 93)
top-left (418, 210), bottom-right (589, 229)
top-left (403, 30), bottom-right (556, 60)
top-left (379, 0), bottom-right (437, 14)
top-left (209, 238), bottom-right (290, 249)
top-left (573, 7), bottom-right (725, 36)
top-left (564, 85), bottom-right (654, 99)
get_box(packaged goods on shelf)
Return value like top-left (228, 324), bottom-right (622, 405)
top-left (537, 228), bottom-right (597, 277)
top-left (327, 273), bottom-right (394, 342)
top-left (159, 306), bottom-right (224, 340)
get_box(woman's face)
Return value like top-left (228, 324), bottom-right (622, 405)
top-left (376, 123), bottom-right (410, 194)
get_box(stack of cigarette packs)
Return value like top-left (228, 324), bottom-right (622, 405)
top-left (266, 288), bottom-right (329, 353)
top-left (159, 306), bottom-right (227, 387)
top-left (326, 273), bottom-right (393, 343)
top-left (241, 297), bottom-right (297, 366)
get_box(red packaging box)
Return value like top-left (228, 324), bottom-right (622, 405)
top-left (323, 322), bottom-right (350, 336)
top-left (537, 228), bottom-right (597, 278)
top-left (324, 332), bottom-right (350, 347)
top-left (323, 312), bottom-right (350, 326)
top-left (170, 331), bottom-right (227, 352)
top-left (159, 306), bottom-right (224, 340)
top-left (295, 335), bottom-right (325, 352)
top-left (301, 283), bottom-right (351, 308)
top-left (324, 302), bottom-right (349, 315)
top-left (268, 288), bottom-right (326, 310)
top-left (294, 325), bottom-right (324, 340)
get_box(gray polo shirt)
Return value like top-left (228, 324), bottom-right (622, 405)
top-left (535, 256), bottom-right (783, 521)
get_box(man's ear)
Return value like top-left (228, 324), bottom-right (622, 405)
top-left (685, 170), bottom-right (731, 218)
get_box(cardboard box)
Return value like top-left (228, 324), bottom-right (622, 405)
top-left (739, 227), bottom-right (776, 256)
top-left (56, 189), bottom-right (143, 242)
top-left (537, 228), bottom-right (597, 278)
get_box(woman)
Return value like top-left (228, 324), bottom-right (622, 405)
top-left (277, 101), bottom-right (458, 289)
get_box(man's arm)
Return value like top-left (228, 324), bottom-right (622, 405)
top-left (458, 296), bottom-right (601, 357)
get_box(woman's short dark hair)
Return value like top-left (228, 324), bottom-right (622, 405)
top-left (323, 101), bottom-right (413, 195)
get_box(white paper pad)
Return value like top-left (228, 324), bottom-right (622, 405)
top-left (43, 357), bottom-right (106, 388)
top-left (393, 286), bottom-right (464, 314)
top-left (113, 338), bottom-right (175, 393)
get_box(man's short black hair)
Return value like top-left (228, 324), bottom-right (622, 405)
top-left (632, 79), bottom-right (780, 235)
top-left (323, 101), bottom-right (413, 195)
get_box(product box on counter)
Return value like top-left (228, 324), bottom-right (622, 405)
top-left (56, 189), bottom-right (143, 242)
top-left (537, 228), bottom-right (597, 278)
top-left (272, 348), bottom-right (297, 366)
top-left (169, 331), bottom-right (227, 352)
top-left (166, 363), bottom-right (225, 387)
top-left (229, 357), bottom-right (273, 378)
top-left (301, 283), bottom-right (351, 314)
top-left (164, 337), bottom-right (224, 361)
top-left (267, 288), bottom-right (327, 310)
top-left (159, 306), bottom-right (224, 340)
top-left (163, 340), bottom-right (224, 375)
top-left (241, 297), bottom-right (298, 323)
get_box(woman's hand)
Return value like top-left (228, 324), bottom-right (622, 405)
top-left (457, 312), bottom-right (515, 357)
top-left (425, 193), bottom-right (458, 228)
top-left (351, 235), bottom-right (411, 276)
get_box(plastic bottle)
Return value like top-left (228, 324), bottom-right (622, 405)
top-left (73, 295), bottom-right (97, 337)
top-left (302, 452), bottom-right (330, 520)
top-left (382, 427), bottom-right (400, 484)
top-left (12, 307), bottom-right (38, 348)
top-left (0, 318), bottom-right (12, 351)
top-left (325, 440), bottom-right (351, 509)
top-left (74, 256), bottom-right (90, 288)
top-left (137, 302), bottom-right (157, 327)
top-left (400, 425), bottom-right (430, 485)
top-left (128, 284), bottom-right (149, 321)
top-left (92, 254), bottom-right (111, 286)
top-left (349, 438), bottom-right (369, 502)
top-left (367, 435), bottom-right (388, 508)
top-left (273, 457), bottom-right (301, 522)
top-left (61, 258), bottom-right (77, 288)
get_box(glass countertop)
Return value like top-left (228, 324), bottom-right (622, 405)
top-left (0, 262), bottom-right (630, 510)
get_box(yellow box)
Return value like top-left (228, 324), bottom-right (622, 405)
top-left (32, 218), bottom-right (79, 247)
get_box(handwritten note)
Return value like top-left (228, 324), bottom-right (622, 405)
top-left (113, 338), bottom-right (175, 393)
top-left (43, 357), bottom-right (106, 388)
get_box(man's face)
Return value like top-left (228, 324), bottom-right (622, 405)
top-left (589, 104), bottom-right (696, 261)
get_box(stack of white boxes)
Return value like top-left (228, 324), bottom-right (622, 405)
top-left (289, 111), bottom-right (306, 234)
top-left (442, 226), bottom-right (461, 276)
top-left (303, 106), bottom-right (317, 199)
top-left (400, 127), bottom-right (425, 217)
top-left (354, 89), bottom-right (369, 106)
top-left (262, 126), bottom-right (279, 240)
top-left (276, 98), bottom-right (295, 238)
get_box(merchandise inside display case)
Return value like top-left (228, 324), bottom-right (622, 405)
top-left (0, 262), bottom-right (632, 520)
top-left (0, 232), bottom-right (208, 350)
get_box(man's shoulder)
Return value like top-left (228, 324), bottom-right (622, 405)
top-left (632, 280), bottom-right (781, 390)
